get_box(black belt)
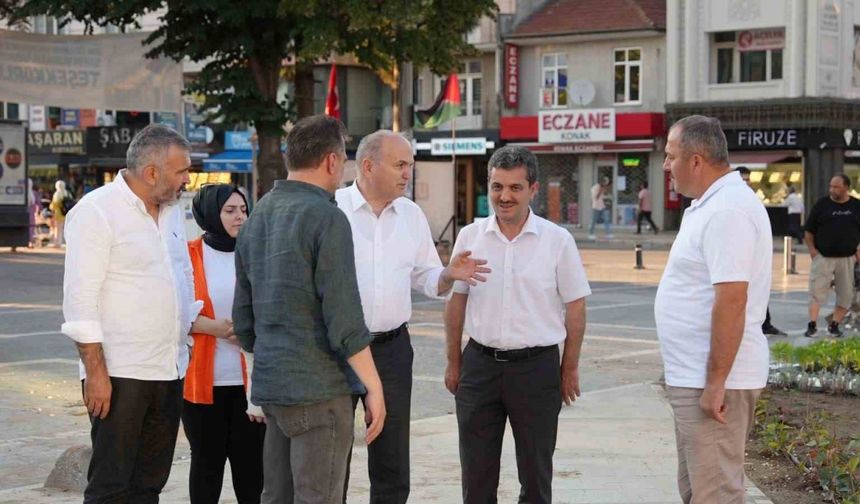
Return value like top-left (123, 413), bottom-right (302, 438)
top-left (371, 323), bottom-right (407, 344)
top-left (469, 339), bottom-right (555, 362)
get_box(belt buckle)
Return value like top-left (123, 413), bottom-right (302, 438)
top-left (493, 349), bottom-right (508, 362)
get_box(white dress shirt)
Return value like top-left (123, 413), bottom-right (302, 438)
top-left (451, 211), bottom-right (591, 350)
top-left (61, 170), bottom-right (197, 381)
top-left (785, 193), bottom-right (804, 215)
top-left (654, 172), bottom-right (771, 390)
top-left (335, 183), bottom-right (444, 333)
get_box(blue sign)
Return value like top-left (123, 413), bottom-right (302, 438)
top-left (61, 109), bottom-right (80, 127)
top-left (154, 112), bottom-right (179, 131)
top-left (225, 131), bottom-right (253, 151)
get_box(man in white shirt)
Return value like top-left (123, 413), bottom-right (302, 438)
top-left (444, 146), bottom-right (590, 504)
top-left (656, 116), bottom-right (772, 504)
top-left (62, 124), bottom-right (196, 503)
top-left (785, 185), bottom-right (804, 242)
top-left (336, 130), bottom-right (489, 503)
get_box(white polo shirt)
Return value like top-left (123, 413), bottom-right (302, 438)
top-left (451, 210), bottom-right (591, 350)
top-left (654, 171), bottom-right (772, 390)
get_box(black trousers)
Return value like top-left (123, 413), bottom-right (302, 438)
top-left (456, 340), bottom-right (561, 504)
top-left (83, 377), bottom-right (183, 504)
top-left (637, 211), bottom-right (658, 233)
top-left (182, 386), bottom-right (266, 504)
top-left (345, 326), bottom-right (413, 504)
top-left (788, 213), bottom-right (803, 241)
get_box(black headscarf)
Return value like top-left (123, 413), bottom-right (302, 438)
top-left (192, 184), bottom-right (248, 252)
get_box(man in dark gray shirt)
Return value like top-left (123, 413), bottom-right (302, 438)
top-left (233, 115), bottom-right (385, 504)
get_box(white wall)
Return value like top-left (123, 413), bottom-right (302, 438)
top-left (414, 161), bottom-right (456, 244)
top-left (509, 35), bottom-right (666, 117)
top-left (671, 0), bottom-right (860, 102)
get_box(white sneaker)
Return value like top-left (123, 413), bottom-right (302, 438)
top-left (588, 234), bottom-right (596, 240)
top-left (606, 234), bottom-right (615, 239)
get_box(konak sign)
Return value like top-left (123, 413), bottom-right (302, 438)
top-left (538, 109), bottom-right (616, 144)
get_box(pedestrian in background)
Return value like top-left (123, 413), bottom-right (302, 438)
top-left (588, 177), bottom-right (613, 239)
top-left (28, 178), bottom-right (41, 248)
top-left (785, 185), bottom-right (804, 243)
top-left (50, 179), bottom-right (72, 247)
top-left (657, 116), bottom-right (771, 504)
top-left (736, 166), bottom-right (787, 337)
top-left (233, 115), bottom-right (386, 504)
top-left (445, 146), bottom-right (590, 504)
top-left (636, 181), bottom-right (659, 234)
top-left (803, 174), bottom-right (860, 338)
top-left (336, 130), bottom-right (489, 504)
top-left (61, 124), bottom-right (196, 503)
top-left (183, 184), bottom-right (265, 504)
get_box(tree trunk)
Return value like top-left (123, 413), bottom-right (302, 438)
top-left (391, 65), bottom-right (400, 132)
top-left (255, 130), bottom-right (283, 199)
top-left (295, 60), bottom-right (315, 118)
top-left (247, 54), bottom-right (285, 196)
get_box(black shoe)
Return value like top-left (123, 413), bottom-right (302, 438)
top-left (804, 322), bottom-right (817, 338)
top-left (763, 325), bottom-right (787, 337)
top-left (828, 322), bottom-right (844, 338)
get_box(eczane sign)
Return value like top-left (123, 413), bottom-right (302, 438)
top-left (539, 109), bottom-right (615, 144)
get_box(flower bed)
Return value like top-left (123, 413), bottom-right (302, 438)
top-left (768, 339), bottom-right (860, 395)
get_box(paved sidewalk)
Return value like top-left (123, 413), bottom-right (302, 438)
top-left (0, 382), bottom-right (774, 504)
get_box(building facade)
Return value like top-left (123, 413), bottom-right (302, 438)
top-left (667, 0), bottom-right (860, 230)
top-left (499, 0), bottom-right (669, 230)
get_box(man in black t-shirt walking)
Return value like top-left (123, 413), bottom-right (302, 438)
top-left (804, 174), bottom-right (860, 337)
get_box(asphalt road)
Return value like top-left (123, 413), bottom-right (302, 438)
top-left (0, 246), bottom-right (820, 494)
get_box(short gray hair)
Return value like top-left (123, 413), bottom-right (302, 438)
top-left (126, 124), bottom-right (191, 172)
top-left (487, 146), bottom-right (538, 185)
top-left (356, 130), bottom-right (407, 168)
top-left (669, 115), bottom-right (729, 166)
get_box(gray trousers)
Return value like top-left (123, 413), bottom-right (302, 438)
top-left (262, 395), bottom-right (354, 504)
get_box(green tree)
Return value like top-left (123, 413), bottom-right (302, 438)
top-left (6, 0), bottom-right (495, 193)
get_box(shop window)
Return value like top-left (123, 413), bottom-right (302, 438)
top-left (613, 48), bottom-right (641, 104)
top-left (541, 53), bottom-right (567, 108)
top-left (6, 102), bottom-right (19, 120)
top-left (710, 30), bottom-right (784, 84)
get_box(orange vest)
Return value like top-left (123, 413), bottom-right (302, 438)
top-left (183, 237), bottom-right (247, 404)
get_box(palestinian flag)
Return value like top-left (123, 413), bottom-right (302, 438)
top-left (414, 74), bottom-right (461, 129)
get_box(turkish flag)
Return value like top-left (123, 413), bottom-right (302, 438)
top-left (325, 64), bottom-right (340, 119)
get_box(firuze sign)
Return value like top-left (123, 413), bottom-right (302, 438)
top-left (539, 109), bottom-right (616, 144)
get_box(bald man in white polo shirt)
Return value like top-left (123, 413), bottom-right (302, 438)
top-left (656, 115), bottom-right (772, 504)
top-left (445, 146), bottom-right (591, 504)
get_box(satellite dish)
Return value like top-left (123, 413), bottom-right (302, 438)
top-left (569, 79), bottom-right (596, 106)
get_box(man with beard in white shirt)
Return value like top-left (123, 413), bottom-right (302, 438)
top-left (656, 115), bottom-right (772, 504)
top-left (62, 124), bottom-right (197, 503)
top-left (336, 130), bottom-right (489, 503)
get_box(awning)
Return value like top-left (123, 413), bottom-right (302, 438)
top-left (203, 150), bottom-right (253, 173)
top-left (728, 150), bottom-right (800, 166)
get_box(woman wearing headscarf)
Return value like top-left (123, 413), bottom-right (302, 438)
top-left (49, 180), bottom-right (71, 246)
top-left (183, 184), bottom-right (265, 504)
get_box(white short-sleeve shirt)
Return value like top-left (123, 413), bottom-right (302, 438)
top-left (654, 171), bottom-right (772, 390)
top-left (452, 210), bottom-right (591, 349)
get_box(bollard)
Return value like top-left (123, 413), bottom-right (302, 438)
top-left (634, 243), bottom-right (645, 270)
top-left (783, 236), bottom-right (797, 275)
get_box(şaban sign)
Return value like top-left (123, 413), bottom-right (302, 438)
top-left (504, 44), bottom-right (519, 108)
top-left (538, 109), bottom-right (616, 143)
